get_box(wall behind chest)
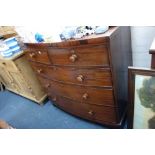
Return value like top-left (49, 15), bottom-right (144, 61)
top-left (131, 26), bottom-right (155, 67)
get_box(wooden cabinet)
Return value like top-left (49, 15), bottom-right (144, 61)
top-left (25, 27), bottom-right (132, 127)
top-left (0, 52), bottom-right (47, 104)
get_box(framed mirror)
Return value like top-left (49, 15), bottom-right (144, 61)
top-left (128, 67), bottom-right (155, 129)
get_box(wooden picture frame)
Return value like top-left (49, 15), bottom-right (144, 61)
top-left (128, 67), bottom-right (155, 129)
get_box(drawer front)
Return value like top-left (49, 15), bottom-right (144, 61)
top-left (49, 94), bottom-right (117, 123)
top-left (30, 62), bottom-right (112, 87)
top-left (0, 60), bottom-right (18, 72)
top-left (48, 45), bottom-right (110, 66)
top-left (38, 76), bottom-right (115, 106)
top-left (26, 49), bottom-right (51, 64)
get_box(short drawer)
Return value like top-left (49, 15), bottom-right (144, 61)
top-left (26, 49), bottom-right (51, 64)
top-left (38, 76), bottom-right (115, 106)
top-left (48, 45), bottom-right (110, 67)
top-left (30, 62), bottom-right (112, 87)
top-left (0, 59), bottom-right (18, 72)
top-left (49, 94), bottom-right (117, 124)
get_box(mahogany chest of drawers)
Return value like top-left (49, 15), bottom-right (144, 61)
top-left (25, 27), bottom-right (132, 127)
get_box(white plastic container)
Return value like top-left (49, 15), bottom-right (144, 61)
top-left (1, 49), bottom-right (13, 58)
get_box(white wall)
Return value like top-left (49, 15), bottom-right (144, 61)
top-left (131, 26), bottom-right (155, 67)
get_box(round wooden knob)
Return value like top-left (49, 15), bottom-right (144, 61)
top-left (30, 53), bottom-right (35, 58)
top-left (77, 75), bottom-right (84, 82)
top-left (69, 54), bottom-right (77, 62)
top-left (52, 97), bottom-right (57, 101)
top-left (82, 93), bottom-right (88, 99)
top-left (38, 51), bottom-right (42, 54)
top-left (37, 69), bottom-right (43, 74)
top-left (46, 83), bottom-right (50, 88)
top-left (88, 110), bottom-right (94, 116)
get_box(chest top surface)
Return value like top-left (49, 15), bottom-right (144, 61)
top-left (25, 27), bottom-right (118, 48)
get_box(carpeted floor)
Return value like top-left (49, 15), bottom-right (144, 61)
top-left (0, 90), bottom-right (126, 129)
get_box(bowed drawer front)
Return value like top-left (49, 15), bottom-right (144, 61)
top-left (48, 45), bottom-right (110, 66)
top-left (30, 62), bottom-right (113, 87)
top-left (50, 95), bottom-right (118, 124)
top-left (37, 76), bottom-right (115, 106)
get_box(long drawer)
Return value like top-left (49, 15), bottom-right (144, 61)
top-left (49, 94), bottom-right (117, 124)
top-left (26, 48), bottom-right (51, 64)
top-left (30, 62), bottom-right (113, 87)
top-left (38, 76), bottom-right (115, 106)
top-left (48, 45), bottom-right (110, 67)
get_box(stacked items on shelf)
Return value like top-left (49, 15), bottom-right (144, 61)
top-left (0, 37), bottom-right (22, 58)
top-left (0, 26), bottom-right (23, 58)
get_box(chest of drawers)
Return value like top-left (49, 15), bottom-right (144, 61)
top-left (25, 27), bottom-right (132, 127)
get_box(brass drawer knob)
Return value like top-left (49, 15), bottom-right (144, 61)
top-left (53, 97), bottom-right (57, 101)
top-left (69, 54), bottom-right (77, 62)
top-left (46, 83), bottom-right (50, 88)
top-left (82, 93), bottom-right (88, 99)
top-left (37, 69), bottom-right (43, 74)
top-left (77, 75), bottom-right (84, 82)
top-left (29, 53), bottom-right (35, 58)
top-left (88, 110), bottom-right (94, 116)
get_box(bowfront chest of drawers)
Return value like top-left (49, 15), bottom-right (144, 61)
top-left (25, 27), bottom-right (132, 127)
